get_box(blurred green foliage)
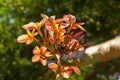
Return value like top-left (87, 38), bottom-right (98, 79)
top-left (0, 0), bottom-right (120, 80)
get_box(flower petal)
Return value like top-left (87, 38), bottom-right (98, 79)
top-left (62, 66), bottom-right (71, 71)
top-left (41, 14), bottom-right (48, 19)
top-left (23, 22), bottom-right (36, 30)
top-left (69, 14), bottom-right (76, 23)
top-left (40, 46), bottom-right (47, 53)
top-left (63, 14), bottom-right (76, 24)
top-left (56, 74), bottom-right (61, 79)
top-left (48, 63), bottom-right (58, 72)
top-left (61, 71), bottom-right (72, 78)
top-left (72, 67), bottom-right (81, 75)
top-left (77, 24), bottom-right (86, 32)
top-left (44, 51), bottom-right (53, 57)
top-left (73, 31), bottom-right (83, 39)
top-left (34, 32), bottom-right (38, 36)
top-left (32, 55), bottom-right (40, 63)
top-left (68, 39), bottom-right (77, 49)
top-left (45, 21), bottom-right (54, 31)
top-left (33, 46), bottom-right (40, 54)
top-left (78, 35), bottom-right (84, 41)
top-left (17, 34), bottom-right (28, 43)
top-left (59, 35), bottom-right (65, 42)
top-left (41, 59), bottom-right (47, 66)
top-left (26, 38), bottom-right (33, 45)
top-left (55, 18), bottom-right (64, 23)
top-left (50, 15), bottom-right (55, 19)
top-left (37, 19), bottom-right (46, 29)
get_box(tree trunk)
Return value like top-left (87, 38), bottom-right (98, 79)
top-left (61, 36), bottom-right (120, 66)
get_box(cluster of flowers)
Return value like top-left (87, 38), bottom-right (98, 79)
top-left (17, 14), bottom-right (87, 79)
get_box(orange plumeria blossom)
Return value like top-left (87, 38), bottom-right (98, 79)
top-left (48, 63), bottom-right (80, 78)
top-left (32, 46), bottom-right (52, 66)
top-left (17, 14), bottom-right (88, 79)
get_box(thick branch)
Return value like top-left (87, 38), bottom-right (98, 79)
top-left (61, 36), bottom-right (120, 66)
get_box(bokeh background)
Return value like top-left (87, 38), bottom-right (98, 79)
top-left (0, 0), bottom-right (120, 80)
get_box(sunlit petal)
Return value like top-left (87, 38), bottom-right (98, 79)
top-left (61, 71), bottom-right (72, 78)
top-left (45, 22), bottom-right (54, 31)
top-left (50, 15), bottom-right (55, 19)
top-left (77, 24), bottom-right (86, 31)
top-left (70, 14), bottom-right (76, 23)
top-left (44, 51), bottom-right (53, 57)
top-left (56, 74), bottom-right (61, 79)
top-left (63, 14), bottom-right (76, 24)
top-left (26, 38), bottom-right (33, 45)
top-left (17, 34), bottom-right (28, 43)
top-left (23, 22), bottom-right (36, 30)
top-left (33, 46), bottom-right (40, 54)
top-left (62, 66), bottom-right (71, 71)
top-left (32, 55), bottom-right (40, 63)
top-left (37, 19), bottom-right (46, 29)
top-left (63, 14), bottom-right (71, 23)
top-left (41, 14), bottom-right (48, 19)
top-left (48, 63), bottom-right (58, 71)
top-left (40, 46), bottom-right (47, 53)
top-left (41, 59), bottom-right (47, 66)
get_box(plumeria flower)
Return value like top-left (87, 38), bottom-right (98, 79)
top-left (41, 14), bottom-right (68, 27)
top-left (48, 63), bottom-right (80, 78)
top-left (63, 14), bottom-right (86, 32)
top-left (17, 29), bottom-right (38, 45)
top-left (23, 19), bottom-right (46, 31)
top-left (22, 20), bottom-right (46, 40)
top-left (42, 14), bottom-right (68, 41)
top-left (22, 22), bottom-right (37, 30)
top-left (17, 14), bottom-right (88, 79)
top-left (32, 46), bottom-right (52, 66)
